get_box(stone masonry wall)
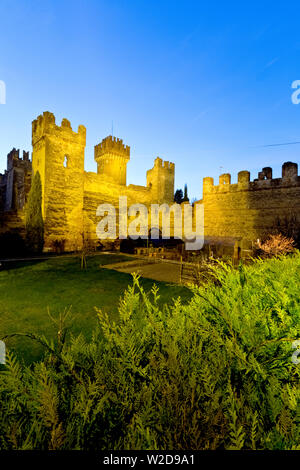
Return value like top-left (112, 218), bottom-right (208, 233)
top-left (31, 111), bottom-right (175, 251)
top-left (32, 112), bottom-right (86, 251)
top-left (200, 162), bottom-right (300, 241)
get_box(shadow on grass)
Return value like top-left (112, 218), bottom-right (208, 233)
top-left (0, 258), bottom-right (49, 271)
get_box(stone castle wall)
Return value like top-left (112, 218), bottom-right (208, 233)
top-left (2, 110), bottom-right (300, 252)
top-left (32, 112), bottom-right (86, 251)
top-left (83, 172), bottom-right (153, 245)
top-left (200, 162), bottom-right (300, 241)
top-left (0, 149), bottom-right (31, 213)
top-left (31, 112), bottom-right (175, 251)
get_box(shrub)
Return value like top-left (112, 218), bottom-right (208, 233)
top-left (256, 233), bottom-right (295, 258)
top-left (0, 254), bottom-right (299, 450)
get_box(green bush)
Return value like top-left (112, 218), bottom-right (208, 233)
top-left (0, 254), bottom-right (299, 450)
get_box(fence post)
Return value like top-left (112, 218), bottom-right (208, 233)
top-left (179, 256), bottom-right (183, 283)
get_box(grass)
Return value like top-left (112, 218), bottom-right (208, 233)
top-left (0, 253), bottom-right (192, 364)
top-left (1, 254), bottom-right (299, 449)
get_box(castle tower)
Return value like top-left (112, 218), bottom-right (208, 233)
top-left (146, 157), bottom-right (175, 204)
top-left (94, 136), bottom-right (130, 185)
top-left (32, 111), bottom-right (86, 250)
top-left (2, 148), bottom-right (31, 211)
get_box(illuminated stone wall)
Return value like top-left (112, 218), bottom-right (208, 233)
top-left (32, 112), bottom-right (86, 251)
top-left (31, 111), bottom-right (175, 251)
top-left (6, 111), bottom-right (300, 253)
top-left (198, 162), bottom-right (300, 241)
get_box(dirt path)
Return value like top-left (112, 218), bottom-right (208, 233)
top-left (103, 259), bottom-right (181, 284)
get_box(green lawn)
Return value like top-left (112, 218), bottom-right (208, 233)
top-left (0, 253), bottom-right (192, 364)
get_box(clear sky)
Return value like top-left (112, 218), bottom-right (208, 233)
top-left (1, 0), bottom-right (300, 201)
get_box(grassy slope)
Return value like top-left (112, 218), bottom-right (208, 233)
top-left (0, 254), bottom-right (192, 364)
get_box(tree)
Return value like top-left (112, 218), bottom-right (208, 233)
top-left (183, 184), bottom-right (189, 202)
top-left (174, 186), bottom-right (189, 204)
top-left (174, 189), bottom-right (183, 204)
top-left (25, 171), bottom-right (44, 254)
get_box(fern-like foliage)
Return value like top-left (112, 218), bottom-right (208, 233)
top-left (0, 254), bottom-right (300, 449)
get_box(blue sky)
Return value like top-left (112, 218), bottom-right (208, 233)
top-left (1, 0), bottom-right (300, 200)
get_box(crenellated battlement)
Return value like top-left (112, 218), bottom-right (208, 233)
top-left (3, 108), bottom-right (300, 251)
top-left (203, 161), bottom-right (300, 194)
top-left (95, 136), bottom-right (130, 161)
top-left (94, 135), bottom-right (130, 185)
top-left (0, 148), bottom-right (32, 212)
top-left (152, 157), bottom-right (175, 171)
top-left (202, 160), bottom-right (300, 244)
top-left (146, 157), bottom-right (175, 203)
top-left (32, 111), bottom-right (86, 146)
top-left (2, 110), bottom-right (178, 250)
top-left (6, 148), bottom-right (31, 171)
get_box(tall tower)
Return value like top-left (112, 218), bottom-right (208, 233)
top-left (3, 148), bottom-right (31, 211)
top-left (147, 157), bottom-right (175, 204)
top-left (94, 136), bottom-right (130, 185)
top-left (32, 111), bottom-right (86, 250)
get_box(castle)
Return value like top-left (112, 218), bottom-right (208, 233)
top-left (0, 111), bottom-right (175, 251)
top-left (1, 111), bottom-right (300, 254)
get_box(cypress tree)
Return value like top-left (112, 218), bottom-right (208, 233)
top-left (25, 171), bottom-right (44, 254)
top-left (183, 184), bottom-right (189, 202)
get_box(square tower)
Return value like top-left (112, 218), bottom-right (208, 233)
top-left (94, 136), bottom-right (130, 186)
top-left (146, 157), bottom-right (175, 204)
top-left (32, 111), bottom-right (86, 251)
